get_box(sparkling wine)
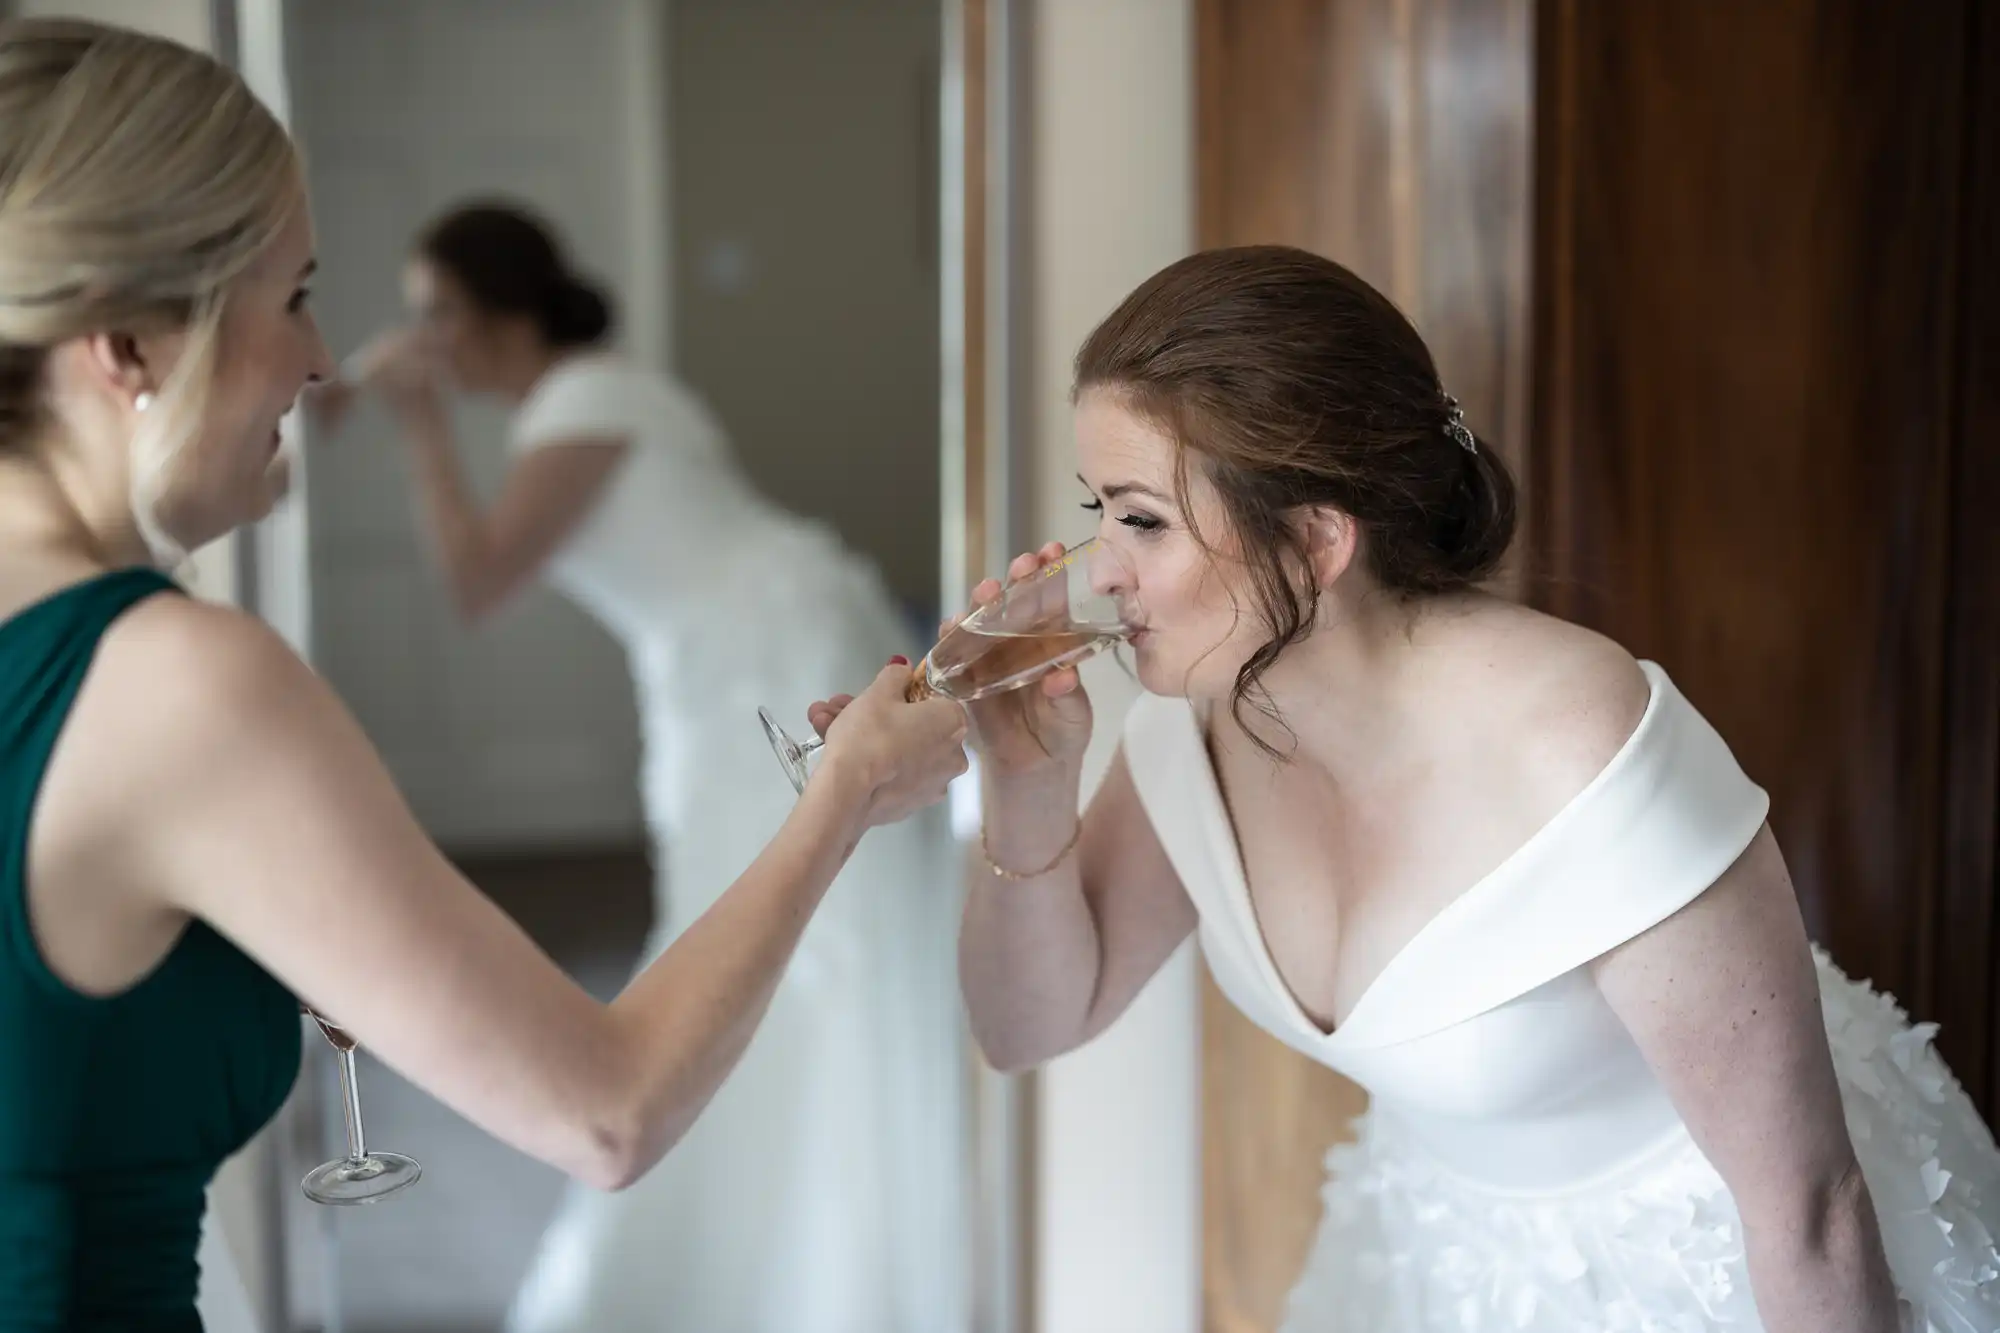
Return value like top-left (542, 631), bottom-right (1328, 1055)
top-left (907, 624), bottom-right (1120, 703)
top-left (759, 537), bottom-right (1135, 795)
top-left (309, 1010), bottom-right (357, 1053)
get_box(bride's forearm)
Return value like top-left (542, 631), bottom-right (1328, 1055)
top-left (395, 407), bottom-right (497, 618)
top-left (958, 762), bottom-right (1102, 1070)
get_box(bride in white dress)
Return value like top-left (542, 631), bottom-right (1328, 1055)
top-left (945, 247), bottom-right (2000, 1331)
top-left (326, 202), bottom-right (967, 1332)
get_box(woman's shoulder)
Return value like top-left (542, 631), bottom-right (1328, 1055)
top-left (515, 355), bottom-right (720, 447)
top-left (531, 354), bottom-right (702, 405)
top-left (1449, 601), bottom-right (1655, 811)
top-left (33, 591), bottom-right (333, 869)
top-left (95, 593), bottom-right (318, 722)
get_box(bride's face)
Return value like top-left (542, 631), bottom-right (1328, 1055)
top-left (1073, 388), bottom-right (1276, 703)
top-left (403, 259), bottom-right (504, 393)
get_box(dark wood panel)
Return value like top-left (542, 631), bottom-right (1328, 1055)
top-left (1195, 2), bottom-right (1533, 1328)
top-left (1530, 0), bottom-right (1983, 1085)
top-left (1941, 0), bottom-right (2000, 1117)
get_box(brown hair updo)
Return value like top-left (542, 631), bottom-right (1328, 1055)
top-left (1075, 245), bottom-right (1517, 741)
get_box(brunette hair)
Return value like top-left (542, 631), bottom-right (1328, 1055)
top-left (1075, 245), bottom-right (1517, 746)
top-left (415, 201), bottom-right (612, 348)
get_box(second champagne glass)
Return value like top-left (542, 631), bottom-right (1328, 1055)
top-left (758, 537), bottom-right (1135, 793)
top-left (300, 1006), bottom-right (423, 1205)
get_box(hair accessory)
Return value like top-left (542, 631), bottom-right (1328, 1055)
top-left (1442, 394), bottom-right (1476, 454)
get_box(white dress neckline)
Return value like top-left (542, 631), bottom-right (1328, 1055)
top-left (1166, 661), bottom-right (1666, 1047)
top-left (1129, 659), bottom-right (1781, 1054)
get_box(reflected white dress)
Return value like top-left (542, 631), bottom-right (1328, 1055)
top-left (1124, 662), bottom-right (2000, 1332)
top-left (499, 357), bottom-right (968, 1333)
top-left (195, 1196), bottom-right (260, 1333)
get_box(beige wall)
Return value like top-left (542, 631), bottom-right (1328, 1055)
top-left (1029, 3), bottom-right (1199, 1332)
top-left (668, 0), bottom-right (942, 615)
top-left (11, 0), bottom-right (208, 43)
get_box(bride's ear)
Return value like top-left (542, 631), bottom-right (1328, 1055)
top-left (1299, 506), bottom-right (1359, 589)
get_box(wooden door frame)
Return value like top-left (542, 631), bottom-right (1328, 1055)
top-left (942, 1), bottom-right (1037, 1329)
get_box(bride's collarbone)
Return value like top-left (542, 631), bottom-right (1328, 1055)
top-left (1211, 737), bottom-right (1524, 1028)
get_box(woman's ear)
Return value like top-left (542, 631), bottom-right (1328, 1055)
top-left (80, 329), bottom-right (155, 406)
top-left (1300, 506), bottom-right (1359, 589)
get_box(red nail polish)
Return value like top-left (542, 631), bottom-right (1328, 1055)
top-left (889, 655), bottom-right (909, 666)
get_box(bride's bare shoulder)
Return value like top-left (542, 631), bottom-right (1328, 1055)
top-left (1456, 601), bottom-right (1651, 796)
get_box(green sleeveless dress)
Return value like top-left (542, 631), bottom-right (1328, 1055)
top-left (0, 569), bottom-right (302, 1330)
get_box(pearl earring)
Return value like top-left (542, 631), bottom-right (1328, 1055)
top-left (134, 392), bottom-right (155, 414)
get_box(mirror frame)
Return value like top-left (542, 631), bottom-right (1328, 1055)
top-left (941, 1), bottom-right (1036, 1330)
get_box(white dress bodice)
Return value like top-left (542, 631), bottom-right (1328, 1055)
top-left (1127, 661), bottom-right (1761, 1191)
top-left (511, 355), bottom-right (903, 722)
top-left (1122, 663), bottom-right (2000, 1331)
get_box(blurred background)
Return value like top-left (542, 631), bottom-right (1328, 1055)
top-left (5, 1), bottom-right (1993, 1332)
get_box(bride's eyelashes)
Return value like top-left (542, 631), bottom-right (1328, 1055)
top-left (1080, 496), bottom-right (1165, 534)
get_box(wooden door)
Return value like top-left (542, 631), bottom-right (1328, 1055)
top-left (1195, 2), bottom-right (1998, 1328)
top-left (1530, 0), bottom-right (1999, 1110)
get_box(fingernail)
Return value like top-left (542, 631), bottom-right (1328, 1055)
top-left (889, 655), bottom-right (909, 666)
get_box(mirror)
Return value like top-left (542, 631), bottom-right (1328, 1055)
top-left (223, 0), bottom-right (1025, 1327)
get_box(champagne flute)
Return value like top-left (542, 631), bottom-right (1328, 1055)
top-left (759, 536), bottom-right (1135, 793)
top-left (300, 1005), bottom-right (423, 1205)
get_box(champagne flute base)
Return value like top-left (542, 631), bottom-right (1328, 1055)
top-left (301, 1152), bottom-right (422, 1206)
top-left (758, 706), bottom-right (818, 794)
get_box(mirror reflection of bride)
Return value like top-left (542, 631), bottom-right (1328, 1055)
top-left (319, 202), bottom-right (969, 1332)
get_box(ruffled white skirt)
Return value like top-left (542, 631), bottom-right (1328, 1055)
top-left (1282, 949), bottom-right (2000, 1332)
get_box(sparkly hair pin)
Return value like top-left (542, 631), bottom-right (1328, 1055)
top-left (1442, 395), bottom-right (1477, 454)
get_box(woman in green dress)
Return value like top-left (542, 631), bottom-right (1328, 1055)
top-left (0, 19), bottom-right (966, 1331)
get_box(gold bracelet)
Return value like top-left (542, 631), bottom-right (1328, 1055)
top-left (981, 820), bottom-right (1082, 881)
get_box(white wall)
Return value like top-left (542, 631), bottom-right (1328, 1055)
top-left (1029, 4), bottom-right (1199, 1333)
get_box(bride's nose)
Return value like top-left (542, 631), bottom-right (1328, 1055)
top-left (1086, 539), bottom-right (1135, 601)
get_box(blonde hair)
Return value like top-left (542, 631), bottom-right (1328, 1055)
top-left (0, 18), bottom-right (299, 561)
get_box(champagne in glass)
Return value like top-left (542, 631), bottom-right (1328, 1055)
top-left (759, 537), bottom-right (1135, 793)
top-left (300, 1005), bottom-right (422, 1205)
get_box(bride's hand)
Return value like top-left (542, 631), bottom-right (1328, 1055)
top-left (299, 379), bottom-right (360, 436)
top-left (347, 328), bottom-right (444, 424)
top-left (812, 663), bottom-right (969, 828)
top-left (953, 542), bottom-right (1096, 776)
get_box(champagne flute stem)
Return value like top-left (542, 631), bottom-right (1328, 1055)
top-left (334, 1046), bottom-right (369, 1166)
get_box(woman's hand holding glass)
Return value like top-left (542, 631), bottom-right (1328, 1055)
top-left (769, 538), bottom-right (1131, 793)
top-left (807, 663), bottom-right (970, 827)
